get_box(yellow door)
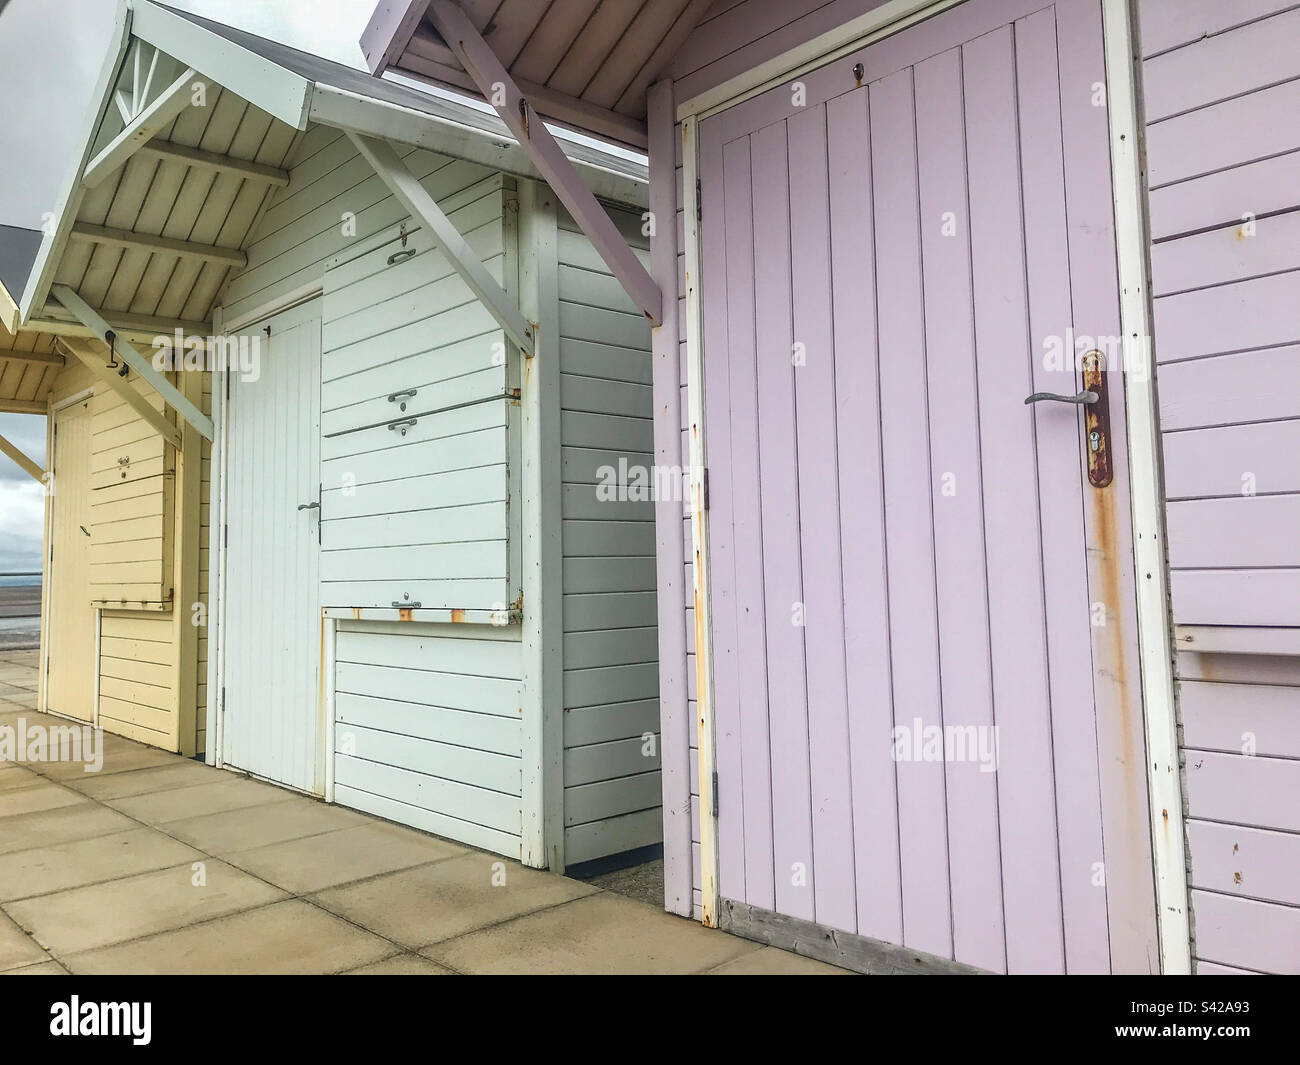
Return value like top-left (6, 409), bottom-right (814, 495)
top-left (45, 399), bottom-right (95, 722)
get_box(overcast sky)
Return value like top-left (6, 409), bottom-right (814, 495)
top-left (0, 0), bottom-right (374, 573)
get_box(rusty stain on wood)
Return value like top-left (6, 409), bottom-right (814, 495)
top-left (451, 608), bottom-right (466, 623)
top-left (398, 608), bottom-right (413, 622)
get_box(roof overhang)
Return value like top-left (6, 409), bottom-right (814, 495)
top-left (18, 0), bottom-right (649, 338)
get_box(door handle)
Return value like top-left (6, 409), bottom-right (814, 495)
top-left (1024, 390), bottom-right (1097, 405)
top-left (297, 502), bottom-right (320, 511)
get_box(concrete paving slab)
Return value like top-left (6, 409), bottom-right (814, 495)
top-left (7, 860), bottom-right (288, 956)
top-left (165, 796), bottom-right (368, 855)
top-left (68, 760), bottom-right (223, 800)
top-left (63, 899), bottom-right (396, 975)
top-left (0, 781), bottom-right (86, 820)
top-left (425, 891), bottom-right (757, 974)
top-left (225, 822), bottom-right (465, 894)
top-left (0, 766), bottom-right (43, 792)
top-left (0, 960), bottom-right (68, 974)
top-left (343, 953), bottom-right (455, 975)
top-left (103, 776), bottom-right (291, 824)
top-left (704, 945), bottom-right (853, 974)
top-left (0, 827), bottom-right (202, 901)
top-left (35, 744), bottom-right (184, 781)
top-left (0, 911), bottom-right (50, 972)
top-left (0, 803), bottom-right (138, 857)
top-left (310, 852), bottom-right (598, 949)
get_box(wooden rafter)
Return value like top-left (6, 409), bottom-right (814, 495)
top-left (0, 399), bottom-right (46, 415)
top-left (135, 140), bottom-right (290, 186)
top-left (29, 310), bottom-right (212, 347)
top-left (70, 222), bottom-right (247, 268)
top-left (0, 349), bottom-right (64, 367)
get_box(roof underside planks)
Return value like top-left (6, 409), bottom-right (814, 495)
top-left (362, 0), bottom-right (716, 149)
top-left (0, 322), bottom-right (64, 413)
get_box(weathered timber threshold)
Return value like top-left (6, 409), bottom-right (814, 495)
top-left (718, 899), bottom-right (985, 975)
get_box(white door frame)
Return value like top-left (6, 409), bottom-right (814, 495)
top-left (677, 0), bottom-right (1188, 971)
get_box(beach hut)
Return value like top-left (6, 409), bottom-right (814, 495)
top-left (13, 0), bottom-right (663, 871)
top-left (362, 0), bottom-right (1300, 973)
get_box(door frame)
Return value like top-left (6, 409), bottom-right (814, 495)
top-left (677, 0), bottom-right (1188, 971)
top-left (206, 296), bottom-right (326, 791)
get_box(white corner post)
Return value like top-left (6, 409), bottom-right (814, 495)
top-left (425, 0), bottom-right (663, 326)
top-left (517, 180), bottom-right (564, 872)
top-left (51, 285), bottom-right (214, 442)
top-left (347, 131), bottom-right (536, 358)
top-left (0, 433), bottom-right (45, 483)
top-left (681, 114), bottom-right (720, 927)
top-left (1102, 0), bottom-right (1190, 975)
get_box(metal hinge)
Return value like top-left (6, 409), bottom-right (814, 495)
top-left (702, 467), bottom-right (710, 511)
top-left (695, 179), bottom-right (702, 223)
top-left (711, 771), bottom-right (719, 817)
top-left (223, 524), bottom-right (228, 548)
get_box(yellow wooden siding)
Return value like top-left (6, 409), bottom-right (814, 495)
top-left (88, 375), bottom-right (176, 607)
top-left (98, 611), bottom-right (174, 746)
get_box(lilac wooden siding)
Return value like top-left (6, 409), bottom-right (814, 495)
top-left (650, 0), bottom-right (1159, 972)
top-left (1139, 0), bottom-right (1300, 975)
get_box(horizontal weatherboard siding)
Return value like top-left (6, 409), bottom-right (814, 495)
top-left (333, 624), bottom-right (524, 859)
top-left (557, 204), bottom-right (661, 865)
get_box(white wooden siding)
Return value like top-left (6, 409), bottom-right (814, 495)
top-left (333, 622), bottom-right (524, 858)
top-left (557, 205), bottom-right (662, 864)
top-left (1137, 0), bottom-right (1300, 976)
top-left (318, 183), bottom-right (517, 613)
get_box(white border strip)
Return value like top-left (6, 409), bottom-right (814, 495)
top-left (1101, 0), bottom-right (1190, 975)
top-left (680, 114), bottom-right (721, 925)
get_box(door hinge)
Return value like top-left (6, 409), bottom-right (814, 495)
top-left (702, 467), bottom-right (710, 511)
top-left (711, 771), bottom-right (719, 817)
top-left (695, 179), bottom-right (702, 224)
top-left (223, 524), bottom-right (228, 548)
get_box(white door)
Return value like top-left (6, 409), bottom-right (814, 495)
top-left (221, 300), bottom-right (323, 793)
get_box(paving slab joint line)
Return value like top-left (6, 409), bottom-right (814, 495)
top-left (407, 888), bottom-right (608, 955)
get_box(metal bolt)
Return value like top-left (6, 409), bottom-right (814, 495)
top-left (852, 62), bottom-right (865, 81)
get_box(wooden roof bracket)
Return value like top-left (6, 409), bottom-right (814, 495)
top-left (0, 431), bottom-right (45, 484)
top-left (51, 285), bottom-right (213, 443)
top-left (348, 130), bottom-right (537, 358)
top-left (424, 0), bottom-right (663, 327)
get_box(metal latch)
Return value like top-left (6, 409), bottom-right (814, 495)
top-left (1081, 350), bottom-right (1113, 488)
top-left (387, 388), bottom-right (417, 412)
top-left (387, 418), bottom-right (417, 436)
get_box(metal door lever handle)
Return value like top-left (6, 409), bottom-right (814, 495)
top-left (1024, 390), bottom-right (1098, 405)
top-left (297, 502), bottom-right (320, 510)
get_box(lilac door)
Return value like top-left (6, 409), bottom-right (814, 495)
top-left (698, 0), bottom-right (1158, 973)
